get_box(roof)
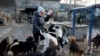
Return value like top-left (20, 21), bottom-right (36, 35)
top-left (72, 4), bottom-right (100, 10)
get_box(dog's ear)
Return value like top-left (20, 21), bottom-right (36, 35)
top-left (49, 23), bottom-right (52, 26)
top-left (50, 23), bottom-right (53, 25)
top-left (13, 39), bottom-right (18, 43)
top-left (44, 28), bottom-right (47, 31)
top-left (50, 23), bottom-right (54, 26)
top-left (42, 28), bottom-right (47, 32)
top-left (11, 35), bottom-right (14, 39)
top-left (97, 33), bottom-right (99, 36)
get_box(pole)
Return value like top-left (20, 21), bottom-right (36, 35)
top-left (88, 7), bottom-right (94, 53)
top-left (72, 9), bottom-right (76, 36)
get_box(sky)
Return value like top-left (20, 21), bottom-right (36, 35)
top-left (60, 0), bottom-right (100, 6)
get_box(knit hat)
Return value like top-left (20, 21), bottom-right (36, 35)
top-left (37, 6), bottom-right (45, 13)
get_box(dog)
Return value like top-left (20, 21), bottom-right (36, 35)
top-left (69, 36), bottom-right (84, 56)
top-left (48, 24), bottom-right (69, 47)
top-left (82, 34), bottom-right (89, 53)
top-left (0, 36), bottom-right (13, 56)
top-left (7, 36), bottom-right (35, 56)
top-left (48, 24), bottom-right (69, 55)
top-left (40, 31), bottom-right (58, 53)
top-left (91, 33), bottom-right (100, 51)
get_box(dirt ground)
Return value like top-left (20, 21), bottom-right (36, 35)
top-left (0, 20), bottom-right (100, 56)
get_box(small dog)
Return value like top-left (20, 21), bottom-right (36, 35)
top-left (82, 35), bottom-right (89, 53)
top-left (69, 36), bottom-right (84, 56)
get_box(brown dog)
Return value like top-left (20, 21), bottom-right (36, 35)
top-left (69, 36), bottom-right (84, 56)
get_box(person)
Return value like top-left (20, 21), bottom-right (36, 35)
top-left (77, 14), bottom-right (83, 24)
top-left (32, 6), bottom-right (53, 52)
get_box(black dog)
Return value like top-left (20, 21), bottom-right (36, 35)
top-left (7, 36), bottom-right (35, 56)
top-left (0, 36), bottom-right (12, 56)
top-left (92, 33), bottom-right (100, 50)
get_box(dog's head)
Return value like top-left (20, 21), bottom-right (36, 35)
top-left (1, 36), bottom-right (13, 45)
top-left (48, 23), bottom-right (55, 32)
top-left (91, 33), bottom-right (100, 42)
top-left (69, 36), bottom-right (76, 44)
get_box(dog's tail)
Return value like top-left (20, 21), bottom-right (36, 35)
top-left (79, 48), bottom-right (85, 56)
top-left (82, 35), bottom-right (90, 53)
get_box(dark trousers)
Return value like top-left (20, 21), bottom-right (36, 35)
top-left (33, 31), bottom-right (45, 52)
top-left (33, 32), bottom-right (40, 52)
